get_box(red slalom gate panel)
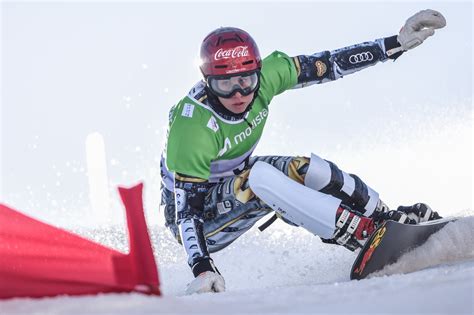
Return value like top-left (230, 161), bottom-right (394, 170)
top-left (0, 183), bottom-right (160, 299)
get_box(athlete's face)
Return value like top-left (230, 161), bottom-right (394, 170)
top-left (218, 92), bottom-right (255, 114)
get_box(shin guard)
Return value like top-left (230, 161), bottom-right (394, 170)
top-left (304, 153), bottom-right (380, 217)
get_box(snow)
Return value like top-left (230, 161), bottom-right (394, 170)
top-left (1, 3), bottom-right (471, 314)
top-left (1, 215), bottom-right (473, 315)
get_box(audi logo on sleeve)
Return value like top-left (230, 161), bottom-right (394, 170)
top-left (349, 52), bottom-right (374, 64)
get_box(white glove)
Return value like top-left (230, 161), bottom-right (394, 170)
top-left (398, 9), bottom-right (446, 51)
top-left (185, 271), bottom-right (225, 295)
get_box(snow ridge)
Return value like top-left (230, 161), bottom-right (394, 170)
top-left (373, 215), bottom-right (474, 277)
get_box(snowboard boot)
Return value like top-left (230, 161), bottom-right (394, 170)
top-left (397, 203), bottom-right (442, 223)
top-left (332, 205), bottom-right (376, 251)
top-left (370, 199), bottom-right (417, 225)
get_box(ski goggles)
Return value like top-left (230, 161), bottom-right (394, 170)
top-left (207, 71), bottom-right (260, 98)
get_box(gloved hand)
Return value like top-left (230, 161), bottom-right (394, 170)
top-left (185, 271), bottom-right (225, 295)
top-left (398, 9), bottom-right (446, 51)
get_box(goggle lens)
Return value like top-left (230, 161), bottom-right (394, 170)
top-left (208, 72), bottom-right (259, 98)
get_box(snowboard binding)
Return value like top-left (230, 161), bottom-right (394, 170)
top-left (372, 202), bottom-right (441, 226)
top-left (332, 202), bottom-right (441, 251)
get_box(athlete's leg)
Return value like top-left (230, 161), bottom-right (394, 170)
top-left (202, 168), bottom-right (273, 253)
top-left (161, 170), bottom-right (273, 254)
top-left (247, 154), bottom-right (386, 218)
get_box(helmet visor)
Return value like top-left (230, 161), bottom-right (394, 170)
top-left (208, 71), bottom-right (259, 98)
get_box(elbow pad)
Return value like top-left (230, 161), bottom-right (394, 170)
top-left (174, 179), bottom-right (209, 223)
top-left (294, 51), bottom-right (333, 86)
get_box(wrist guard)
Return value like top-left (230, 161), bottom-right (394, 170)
top-left (191, 257), bottom-right (220, 277)
top-left (384, 35), bottom-right (404, 60)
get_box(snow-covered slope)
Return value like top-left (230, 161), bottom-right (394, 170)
top-left (1, 214), bottom-right (473, 314)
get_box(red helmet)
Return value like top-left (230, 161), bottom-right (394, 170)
top-left (200, 27), bottom-right (262, 77)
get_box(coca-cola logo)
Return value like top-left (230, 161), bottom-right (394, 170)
top-left (214, 46), bottom-right (249, 60)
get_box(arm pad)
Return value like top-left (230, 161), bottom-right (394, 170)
top-left (293, 36), bottom-right (403, 88)
top-left (174, 176), bottom-right (214, 275)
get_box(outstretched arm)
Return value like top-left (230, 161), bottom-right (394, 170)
top-left (293, 9), bottom-right (446, 88)
top-left (292, 36), bottom-right (400, 88)
top-left (174, 174), bottom-right (225, 294)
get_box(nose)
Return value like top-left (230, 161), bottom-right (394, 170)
top-left (233, 91), bottom-right (243, 98)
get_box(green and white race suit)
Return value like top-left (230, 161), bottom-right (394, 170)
top-left (160, 35), bottom-right (402, 275)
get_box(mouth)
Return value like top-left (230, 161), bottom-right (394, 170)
top-left (232, 102), bottom-right (245, 107)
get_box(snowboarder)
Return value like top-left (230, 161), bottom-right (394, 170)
top-left (160, 9), bottom-right (446, 294)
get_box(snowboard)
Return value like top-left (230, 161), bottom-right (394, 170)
top-left (350, 218), bottom-right (454, 280)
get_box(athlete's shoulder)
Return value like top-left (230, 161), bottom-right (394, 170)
top-left (262, 51), bottom-right (293, 68)
top-left (187, 80), bottom-right (208, 103)
top-left (258, 51), bottom-right (298, 99)
top-left (170, 81), bottom-right (210, 122)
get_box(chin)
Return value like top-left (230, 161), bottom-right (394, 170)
top-left (233, 107), bottom-right (247, 114)
top-left (231, 105), bottom-right (250, 114)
